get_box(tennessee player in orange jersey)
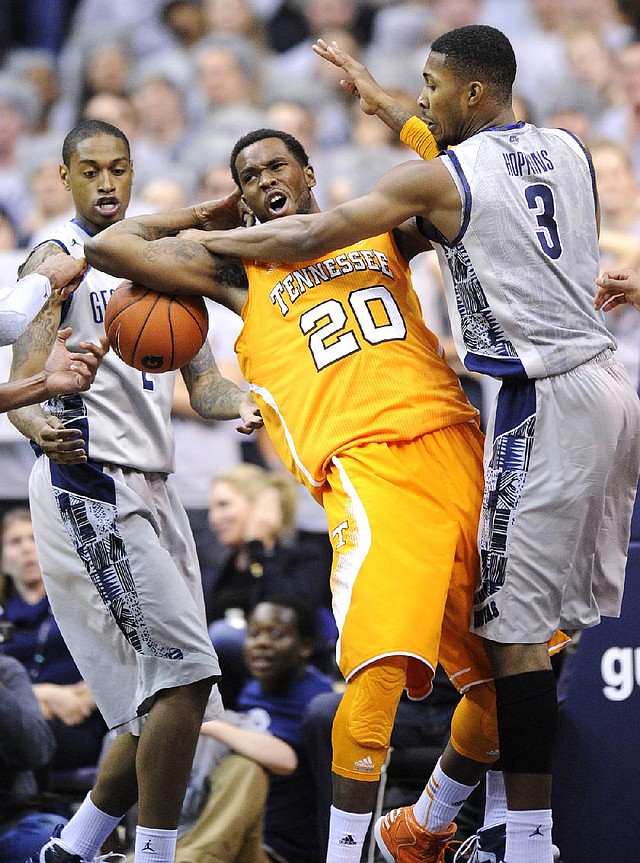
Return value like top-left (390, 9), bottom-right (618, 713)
top-left (86, 129), bottom-right (567, 863)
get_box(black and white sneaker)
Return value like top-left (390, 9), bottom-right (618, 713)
top-left (28, 826), bottom-right (126, 863)
top-left (453, 822), bottom-right (562, 863)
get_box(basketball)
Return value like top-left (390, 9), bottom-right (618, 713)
top-left (104, 281), bottom-right (209, 373)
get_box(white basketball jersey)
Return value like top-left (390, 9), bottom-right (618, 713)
top-left (41, 220), bottom-right (177, 472)
top-left (427, 123), bottom-right (614, 379)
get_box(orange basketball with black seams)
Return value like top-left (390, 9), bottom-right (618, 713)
top-left (104, 281), bottom-right (209, 372)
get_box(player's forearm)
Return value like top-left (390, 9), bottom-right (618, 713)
top-left (8, 403), bottom-right (48, 441)
top-left (0, 372), bottom-right (50, 414)
top-left (190, 376), bottom-right (245, 420)
top-left (85, 208), bottom-right (202, 276)
top-left (200, 211), bottom-right (355, 263)
top-left (375, 100), bottom-right (415, 134)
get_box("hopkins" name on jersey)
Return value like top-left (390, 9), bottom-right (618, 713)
top-left (269, 249), bottom-right (394, 316)
top-left (503, 149), bottom-right (554, 177)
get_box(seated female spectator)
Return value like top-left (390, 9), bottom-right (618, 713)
top-left (204, 464), bottom-right (335, 707)
top-left (0, 508), bottom-right (107, 773)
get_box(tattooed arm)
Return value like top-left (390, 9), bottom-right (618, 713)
top-left (181, 342), bottom-right (263, 434)
top-left (84, 199), bottom-right (249, 315)
top-left (8, 245), bottom-right (90, 462)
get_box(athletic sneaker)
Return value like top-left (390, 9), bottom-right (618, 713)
top-left (374, 806), bottom-right (457, 863)
top-left (28, 826), bottom-right (126, 863)
top-left (452, 822), bottom-right (562, 862)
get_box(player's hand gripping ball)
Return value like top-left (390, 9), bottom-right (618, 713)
top-left (104, 281), bottom-right (208, 372)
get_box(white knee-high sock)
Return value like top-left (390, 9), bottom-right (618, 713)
top-left (483, 770), bottom-right (508, 829)
top-left (504, 808), bottom-right (554, 863)
top-left (326, 807), bottom-right (372, 862)
top-left (60, 793), bottom-right (122, 858)
top-left (134, 826), bottom-right (177, 863)
top-left (413, 758), bottom-right (477, 832)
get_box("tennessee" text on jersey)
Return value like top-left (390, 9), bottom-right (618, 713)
top-left (269, 248), bottom-right (395, 315)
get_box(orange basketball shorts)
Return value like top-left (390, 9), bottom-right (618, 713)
top-left (323, 421), bottom-right (493, 700)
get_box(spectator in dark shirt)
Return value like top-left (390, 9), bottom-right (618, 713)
top-left (176, 596), bottom-right (335, 863)
top-left (0, 509), bottom-right (106, 771)
top-left (0, 654), bottom-right (64, 863)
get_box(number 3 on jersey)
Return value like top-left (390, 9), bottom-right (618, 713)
top-left (299, 285), bottom-right (407, 371)
top-left (525, 183), bottom-right (563, 260)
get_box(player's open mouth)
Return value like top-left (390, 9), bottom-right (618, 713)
top-left (95, 197), bottom-right (120, 216)
top-left (267, 192), bottom-right (288, 215)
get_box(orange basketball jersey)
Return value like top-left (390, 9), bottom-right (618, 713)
top-left (236, 232), bottom-right (478, 498)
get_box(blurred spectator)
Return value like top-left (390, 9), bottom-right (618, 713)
top-left (561, 25), bottom-right (621, 118)
top-left (78, 40), bottom-right (132, 120)
top-left (24, 157), bottom-right (73, 248)
top-left (0, 210), bottom-right (18, 253)
top-left (511, 0), bottom-right (571, 122)
top-left (139, 177), bottom-right (189, 212)
top-left (255, 0), bottom-right (309, 54)
top-left (544, 105), bottom-right (594, 142)
top-left (205, 0), bottom-right (267, 49)
top-left (160, 0), bottom-right (211, 50)
top-left (0, 75), bottom-right (41, 241)
top-left (0, 509), bottom-right (107, 773)
top-left (267, 27), bottom-right (362, 149)
top-left (195, 159), bottom-right (237, 201)
top-left (595, 40), bottom-right (640, 176)
top-left (205, 464), bottom-right (334, 708)
top-left (195, 38), bottom-right (260, 113)
top-left (176, 598), bottom-right (334, 863)
top-left (0, 655), bottom-right (65, 863)
top-left (2, 50), bottom-right (61, 135)
top-left (82, 92), bottom-right (137, 142)
top-left (591, 138), bottom-right (640, 389)
top-left (266, 100), bottom-right (317, 159)
top-left (131, 71), bottom-right (193, 166)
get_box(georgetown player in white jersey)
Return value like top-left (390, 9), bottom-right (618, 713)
top-left (8, 120), bottom-right (262, 863)
top-left (144, 26), bottom-right (640, 863)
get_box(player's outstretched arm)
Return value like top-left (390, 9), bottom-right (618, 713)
top-left (595, 269), bottom-right (640, 311)
top-left (0, 328), bottom-right (106, 414)
top-left (84, 201), bottom-right (248, 313)
top-left (313, 38), bottom-right (413, 131)
top-left (313, 39), bottom-right (439, 161)
top-left (182, 159), bottom-right (452, 265)
top-left (181, 341), bottom-right (263, 434)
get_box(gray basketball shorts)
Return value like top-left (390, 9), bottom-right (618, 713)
top-left (29, 457), bottom-right (223, 731)
top-left (473, 351), bottom-right (640, 643)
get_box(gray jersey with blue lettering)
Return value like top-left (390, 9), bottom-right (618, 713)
top-left (42, 220), bottom-right (177, 472)
top-left (429, 123), bottom-right (614, 379)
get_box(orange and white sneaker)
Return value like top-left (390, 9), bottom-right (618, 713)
top-left (374, 807), bottom-right (457, 863)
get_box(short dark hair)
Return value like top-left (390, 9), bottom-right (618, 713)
top-left (431, 25), bottom-right (516, 104)
top-left (255, 594), bottom-right (318, 643)
top-left (62, 119), bottom-right (130, 167)
top-left (229, 128), bottom-right (309, 187)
